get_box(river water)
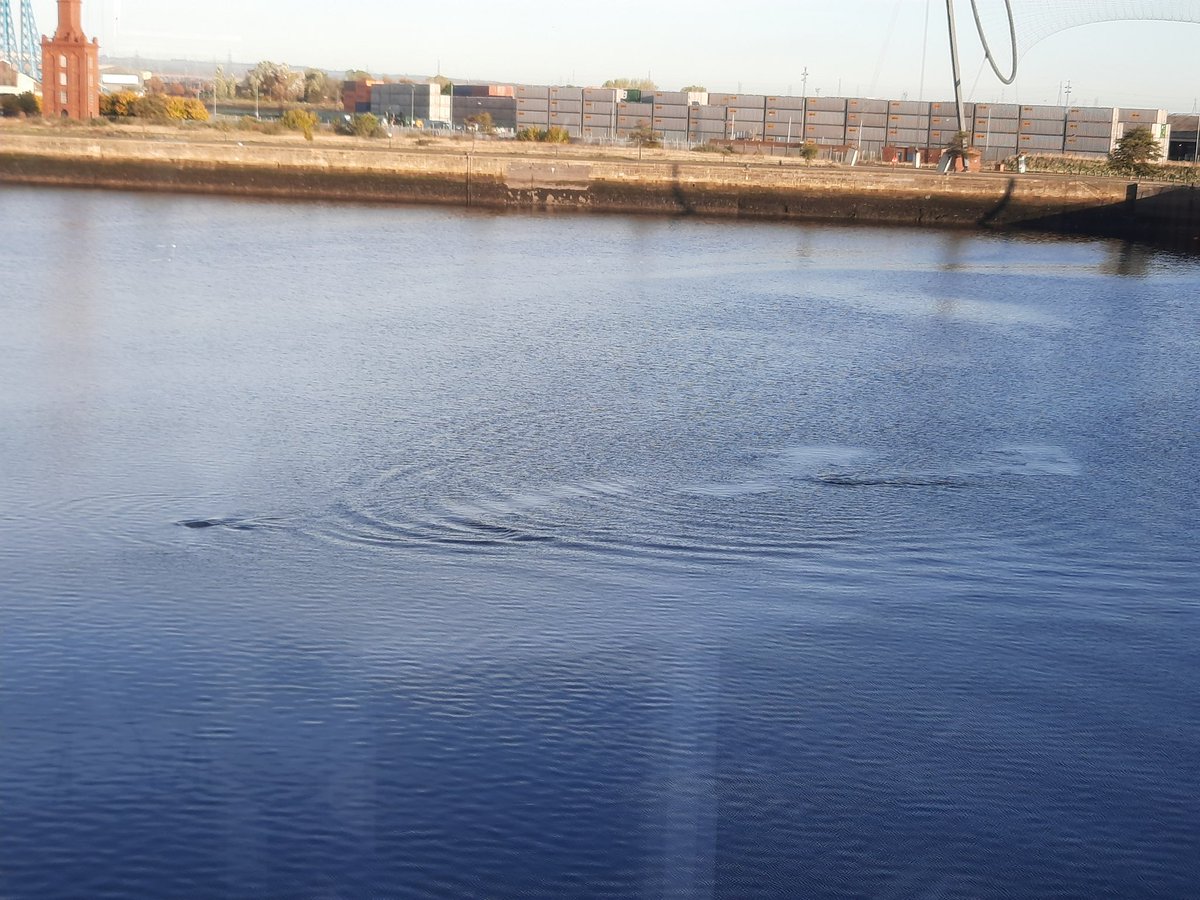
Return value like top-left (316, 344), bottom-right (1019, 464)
top-left (2, 186), bottom-right (1198, 898)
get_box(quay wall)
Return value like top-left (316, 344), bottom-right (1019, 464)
top-left (1, 133), bottom-right (1197, 249)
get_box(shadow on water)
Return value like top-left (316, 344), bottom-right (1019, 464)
top-left (1007, 182), bottom-right (1200, 255)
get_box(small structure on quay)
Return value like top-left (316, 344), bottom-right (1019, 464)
top-left (41, 0), bottom-right (98, 118)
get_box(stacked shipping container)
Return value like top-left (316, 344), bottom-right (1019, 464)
top-left (971, 102), bottom-right (1019, 159)
top-left (370, 81), bottom-right (1167, 159)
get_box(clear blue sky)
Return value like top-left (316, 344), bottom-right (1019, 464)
top-left (44, 0), bottom-right (1200, 111)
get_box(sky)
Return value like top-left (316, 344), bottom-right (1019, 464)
top-left (33, 0), bottom-right (1200, 111)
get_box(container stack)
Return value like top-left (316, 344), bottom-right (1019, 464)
top-left (710, 93), bottom-right (766, 140)
top-left (515, 84), bottom-right (551, 133)
top-left (763, 95), bottom-right (806, 143)
top-left (616, 99), bottom-right (654, 136)
top-left (1017, 104), bottom-right (1067, 156)
top-left (648, 90), bottom-right (694, 143)
top-left (580, 87), bottom-right (623, 141)
top-left (801, 96), bottom-right (846, 145)
top-left (687, 104), bottom-right (728, 143)
top-left (371, 83), bottom-right (449, 126)
top-left (927, 100), bottom-right (972, 150)
top-left (547, 86), bottom-right (584, 138)
top-left (845, 97), bottom-right (889, 150)
top-left (451, 84), bottom-right (517, 132)
top-left (886, 100), bottom-right (930, 152)
top-left (970, 103), bottom-right (1019, 160)
top-left (1063, 107), bottom-right (1118, 157)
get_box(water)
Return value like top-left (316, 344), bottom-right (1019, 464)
top-left (2, 186), bottom-right (1198, 898)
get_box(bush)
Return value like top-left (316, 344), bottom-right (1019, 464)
top-left (2, 91), bottom-right (41, 117)
top-left (100, 91), bottom-right (138, 117)
top-left (17, 91), bottom-right (39, 116)
top-left (102, 92), bottom-right (208, 121)
top-left (1012, 153), bottom-right (1198, 185)
top-left (334, 112), bottom-right (383, 138)
top-left (517, 126), bottom-right (544, 141)
top-left (280, 108), bottom-right (318, 140)
top-left (236, 116), bottom-right (283, 135)
top-left (628, 122), bottom-right (661, 147)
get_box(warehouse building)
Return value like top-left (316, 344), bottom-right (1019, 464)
top-left (1166, 113), bottom-right (1200, 161)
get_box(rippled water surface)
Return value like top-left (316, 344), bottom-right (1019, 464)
top-left (2, 186), bottom-right (1199, 898)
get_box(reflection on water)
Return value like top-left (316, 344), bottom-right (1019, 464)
top-left (2, 187), bottom-right (1199, 898)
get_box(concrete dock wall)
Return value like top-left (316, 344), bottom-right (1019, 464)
top-left (2, 133), bottom-right (1197, 250)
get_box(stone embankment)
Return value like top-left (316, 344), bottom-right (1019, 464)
top-left (2, 129), bottom-right (1197, 249)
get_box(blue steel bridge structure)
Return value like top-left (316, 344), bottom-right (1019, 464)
top-left (1, 0), bottom-right (41, 82)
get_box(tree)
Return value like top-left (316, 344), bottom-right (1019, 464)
top-left (1109, 126), bottom-right (1162, 175)
top-left (680, 85), bottom-right (706, 92)
top-left (302, 69), bottom-right (332, 104)
top-left (344, 69), bottom-right (372, 81)
top-left (603, 77), bottom-right (656, 91)
top-left (628, 121), bottom-right (662, 147)
top-left (241, 61), bottom-right (302, 103)
top-left (212, 66), bottom-right (238, 101)
top-left (146, 75), bottom-right (166, 95)
top-left (799, 142), bottom-right (819, 165)
top-left (465, 111), bottom-right (494, 133)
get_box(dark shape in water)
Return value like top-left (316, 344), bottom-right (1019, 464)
top-left (176, 517), bottom-right (274, 530)
top-left (812, 472), bottom-right (969, 488)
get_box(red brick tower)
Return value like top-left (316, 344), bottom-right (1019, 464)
top-left (41, 0), bottom-right (99, 118)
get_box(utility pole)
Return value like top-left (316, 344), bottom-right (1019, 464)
top-left (800, 68), bottom-right (808, 144)
top-left (1064, 80), bottom-right (1072, 106)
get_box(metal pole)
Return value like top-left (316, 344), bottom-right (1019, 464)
top-left (945, 0), bottom-right (967, 149)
